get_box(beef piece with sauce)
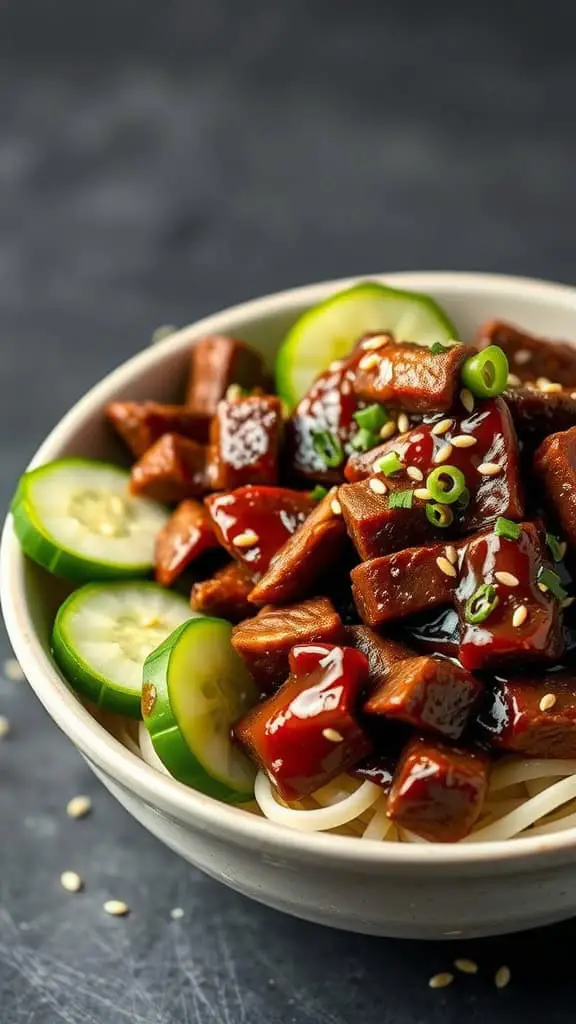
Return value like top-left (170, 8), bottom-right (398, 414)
top-left (210, 394), bottom-right (282, 490)
top-left (249, 487), bottom-right (349, 605)
top-left (353, 340), bottom-right (475, 413)
top-left (477, 320), bottom-right (576, 387)
top-left (107, 401), bottom-right (211, 458)
top-left (503, 386), bottom-right (576, 450)
top-left (234, 642), bottom-right (372, 801)
top-left (205, 485), bottom-right (315, 578)
top-left (154, 499), bottom-right (218, 586)
top-left (186, 335), bottom-right (270, 415)
top-left (190, 561), bottom-right (257, 623)
top-left (341, 398), bottom-right (523, 560)
top-left (351, 541), bottom-right (461, 626)
top-left (231, 596), bottom-right (345, 693)
top-left (477, 670), bottom-right (576, 758)
top-left (456, 521), bottom-right (564, 672)
top-left (130, 433), bottom-right (210, 503)
top-left (535, 426), bottom-right (576, 557)
top-left (387, 735), bottom-right (490, 842)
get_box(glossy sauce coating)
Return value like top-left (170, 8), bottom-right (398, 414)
top-left (154, 499), bottom-right (218, 586)
top-left (351, 541), bottom-right (461, 626)
top-left (210, 395), bottom-right (282, 490)
top-left (477, 669), bottom-right (576, 757)
top-left (353, 341), bottom-right (474, 413)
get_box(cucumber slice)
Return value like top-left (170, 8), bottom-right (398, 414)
top-left (52, 582), bottom-right (191, 717)
top-left (11, 458), bottom-right (169, 581)
top-left (142, 617), bottom-right (258, 803)
top-left (275, 280), bottom-right (458, 406)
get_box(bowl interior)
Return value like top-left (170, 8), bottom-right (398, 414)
top-left (5, 269), bottom-right (576, 865)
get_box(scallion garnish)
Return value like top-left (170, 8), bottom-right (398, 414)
top-left (425, 503), bottom-right (453, 528)
top-left (312, 430), bottom-right (343, 468)
top-left (426, 465), bottom-right (467, 505)
top-left (310, 485), bottom-right (328, 502)
top-left (431, 342), bottom-right (450, 355)
top-left (465, 583), bottom-right (500, 624)
top-left (388, 489), bottom-right (415, 510)
top-left (537, 567), bottom-right (568, 601)
top-left (495, 518), bottom-right (522, 541)
top-left (350, 427), bottom-right (379, 453)
top-left (546, 533), bottom-right (565, 563)
top-left (354, 404), bottom-right (389, 432)
top-left (373, 450), bottom-right (404, 476)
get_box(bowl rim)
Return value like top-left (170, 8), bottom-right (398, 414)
top-left (5, 268), bottom-right (576, 871)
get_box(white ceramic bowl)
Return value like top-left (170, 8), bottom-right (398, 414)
top-left (5, 271), bottom-right (576, 940)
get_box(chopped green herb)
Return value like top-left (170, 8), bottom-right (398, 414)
top-left (546, 533), bottom-right (565, 563)
top-left (426, 465), bottom-right (467, 505)
top-left (312, 430), bottom-right (343, 468)
top-left (431, 341), bottom-right (450, 355)
top-left (374, 450), bottom-right (404, 476)
top-left (350, 427), bottom-right (379, 452)
top-left (354, 404), bottom-right (389, 432)
top-left (310, 485), bottom-right (328, 502)
top-left (495, 518), bottom-right (522, 541)
top-left (456, 487), bottom-right (471, 509)
top-left (465, 584), bottom-right (500, 624)
top-left (425, 503), bottom-right (453, 528)
top-left (388, 489), bottom-right (414, 510)
top-left (537, 567), bottom-right (568, 601)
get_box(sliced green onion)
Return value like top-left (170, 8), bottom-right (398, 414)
top-left (312, 430), bottom-right (343, 468)
top-left (461, 345), bottom-right (509, 398)
top-left (456, 487), bottom-right (471, 509)
top-left (354, 404), bottom-right (389, 432)
top-left (388, 489), bottom-right (414, 510)
top-left (374, 451), bottom-right (404, 477)
top-left (546, 533), bottom-right (565, 563)
top-left (425, 503), bottom-right (454, 528)
top-left (350, 427), bottom-right (379, 452)
top-left (465, 584), bottom-right (500, 624)
top-left (538, 567), bottom-right (568, 601)
top-left (310, 485), bottom-right (328, 502)
top-left (431, 341), bottom-right (450, 355)
top-left (426, 465), bottom-right (467, 505)
top-left (495, 517), bottom-right (522, 541)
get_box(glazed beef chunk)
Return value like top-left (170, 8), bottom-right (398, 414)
top-left (387, 736), bottom-right (490, 842)
top-left (210, 394), bottom-right (282, 490)
top-left (231, 596), bottom-right (345, 693)
top-left (130, 433), bottom-right (210, 503)
top-left (186, 335), bottom-right (270, 415)
top-left (477, 320), bottom-right (576, 387)
top-left (190, 562), bottom-right (257, 623)
top-left (351, 541), bottom-right (461, 626)
top-left (249, 487), bottom-right (349, 605)
top-left (478, 669), bottom-right (576, 758)
top-left (234, 643), bottom-right (372, 800)
top-left (154, 499), bottom-right (218, 586)
top-left (107, 401), bottom-right (211, 457)
top-left (504, 386), bottom-right (576, 450)
top-left (353, 340), bottom-right (474, 413)
top-left (535, 426), bottom-right (576, 557)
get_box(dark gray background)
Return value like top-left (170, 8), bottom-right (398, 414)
top-left (2, 1), bottom-right (576, 1020)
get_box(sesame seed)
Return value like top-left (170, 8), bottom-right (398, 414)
top-left (477, 462), bottom-right (502, 476)
top-left (538, 582), bottom-right (549, 593)
top-left (454, 958), bottom-right (478, 975)
top-left (559, 541), bottom-right (568, 560)
top-left (170, 907), bottom-right (185, 920)
top-left (414, 487), bottom-right (432, 501)
top-left (232, 529), bottom-right (260, 548)
top-left (436, 556), bottom-right (457, 578)
top-left (431, 418), bottom-right (453, 436)
top-left (359, 352), bottom-right (382, 371)
top-left (66, 795), bottom-right (92, 819)
top-left (341, 380), bottom-right (352, 395)
top-left (407, 466), bottom-right (424, 481)
top-left (323, 728), bottom-right (344, 742)
top-left (514, 349), bottom-right (532, 365)
top-left (361, 335), bottom-right (390, 351)
top-left (397, 413), bottom-right (410, 434)
top-left (460, 388), bottom-right (475, 413)
top-left (434, 442), bottom-right (454, 464)
top-left (537, 378), bottom-right (563, 394)
top-left (507, 373), bottom-right (521, 387)
top-left (445, 545), bottom-right (458, 564)
top-left (369, 477), bottom-right (387, 495)
top-left (379, 421), bottom-right (397, 440)
top-left (512, 605), bottom-right (528, 628)
top-left (330, 499), bottom-right (342, 516)
top-left (60, 871), bottom-right (83, 893)
top-left (0, 716), bottom-right (10, 739)
top-left (428, 972), bottom-right (454, 989)
top-left (562, 596), bottom-right (575, 609)
top-left (451, 434), bottom-right (477, 448)
top-left (104, 900), bottom-right (129, 917)
top-left (329, 359), bottom-right (344, 371)
top-left (494, 571), bottom-right (520, 587)
top-left (539, 693), bottom-right (557, 712)
top-left (494, 965), bottom-right (511, 989)
top-left (3, 657), bottom-right (24, 681)
top-left (225, 383), bottom-right (244, 401)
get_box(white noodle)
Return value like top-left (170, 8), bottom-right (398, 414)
top-left (464, 775), bottom-right (576, 842)
top-left (362, 798), bottom-right (392, 840)
top-left (138, 721), bottom-right (171, 775)
top-left (490, 758), bottom-right (576, 791)
top-left (254, 772), bottom-right (381, 831)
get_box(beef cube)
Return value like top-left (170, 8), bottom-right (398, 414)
top-left (339, 475), bottom-right (434, 560)
top-left (535, 426), bottom-right (576, 556)
top-left (234, 643), bottom-right (372, 800)
top-left (504, 386), bottom-right (576, 450)
top-left (353, 340), bottom-right (474, 413)
top-left (351, 542), bottom-right (461, 627)
top-left (186, 335), bottom-right (270, 414)
top-left (231, 596), bottom-right (344, 693)
top-left (387, 736), bottom-right (490, 842)
top-left (155, 499), bottom-right (218, 586)
top-left (477, 320), bottom-right (576, 387)
top-left (477, 670), bottom-right (576, 758)
top-left (249, 487), bottom-right (349, 605)
top-left (210, 394), bottom-right (282, 490)
top-left (345, 625), bottom-right (412, 687)
top-left (107, 401), bottom-right (211, 458)
top-left (190, 562), bottom-right (257, 623)
top-left (205, 486), bottom-right (315, 578)
top-left (130, 434), bottom-right (210, 503)
top-left (404, 607), bottom-right (462, 659)
top-left (456, 522), bottom-right (564, 672)
top-left (350, 755), bottom-right (397, 792)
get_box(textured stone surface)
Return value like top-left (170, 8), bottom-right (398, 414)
top-left (2, 0), bottom-right (576, 1019)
